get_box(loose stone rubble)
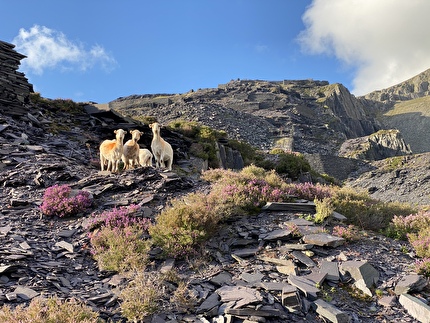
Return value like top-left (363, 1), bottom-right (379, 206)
top-left (0, 103), bottom-right (429, 322)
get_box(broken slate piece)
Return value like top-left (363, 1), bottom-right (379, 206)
top-left (55, 240), bottom-right (74, 253)
top-left (210, 271), bottom-right (232, 286)
top-left (260, 229), bottom-right (292, 241)
top-left (320, 260), bottom-right (340, 282)
top-left (0, 265), bottom-right (20, 274)
top-left (291, 250), bottom-right (316, 268)
top-left (232, 247), bottom-right (260, 258)
top-left (394, 274), bottom-right (428, 295)
top-left (240, 271), bottom-right (264, 284)
top-left (288, 274), bottom-right (320, 300)
top-left (282, 285), bottom-right (301, 312)
top-left (216, 285), bottom-right (263, 307)
top-left (302, 233), bottom-right (345, 248)
top-left (399, 294), bottom-right (430, 323)
top-left (159, 258), bottom-right (175, 274)
top-left (196, 293), bottom-right (221, 314)
top-left (340, 261), bottom-right (379, 288)
top-left (262, 201), bottom-right (316, 212)
top-left (314, 298), bottom-right (351, 323)
top-left (14, 286), bottom-right (39, 300)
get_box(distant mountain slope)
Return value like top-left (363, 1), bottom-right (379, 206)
top-left (362, 68), bottom-right (430, 153)
top-left (109, 79), bottom-right (380, 155)
top-left (380, 96), bottom-right (430, 153)
top-left (364, 68), bottom-right (430, 102)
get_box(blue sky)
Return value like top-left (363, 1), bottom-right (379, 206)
top-left (2, 0), bottom-right (430, 103)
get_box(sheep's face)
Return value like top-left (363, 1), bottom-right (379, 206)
top-left (150, 123), bottom-right (161, 136)
top-left (130, 130), bottom-right (143, 143)
top-left (114, 129), bottom-right (126, 141)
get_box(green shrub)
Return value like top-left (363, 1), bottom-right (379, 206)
top-left (331, 187), bottom-right (417, 231)
top-left (386, 210), bottom-right (430, 240)
top-left (0, 296), bottom-right (101, 323)
top-left (149, 192), bottom-right (223, 258)
top-left (89, 226), bottom-right (151, 272)
top-left (119, 272), bottom-right (161, 320)
top-left (414, 258), bottom-right (430, 277)
top-left (88, 205), bottom-right (151, 272)
top-left (314, 197), bottom-right (334, 223)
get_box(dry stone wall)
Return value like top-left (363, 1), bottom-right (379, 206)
top-left (0, 40), bottom-right (33, 116)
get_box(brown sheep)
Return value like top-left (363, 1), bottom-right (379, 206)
top-left (99, 129), bottom-right (126, 172)
top-left (122, 129), bottom-right (143, 170)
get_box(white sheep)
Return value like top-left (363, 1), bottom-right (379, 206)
top-left (139, 148), bottom-right (153, 167)
top-left (122, 129), bottom-right (143, 170)
top-left (149, 122), bottom-right (173, 171)
top-left (99, 129), bottom-right (126, 172)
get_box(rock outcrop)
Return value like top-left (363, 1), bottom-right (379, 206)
top-left (339, 129), bottom-right (413, 161)
top-left (0, 40), bottom-right (33, 115)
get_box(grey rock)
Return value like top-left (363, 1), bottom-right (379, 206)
top-left (340, 261), bottom-right (379, 289)
top-left (313, 298), bottom-right (351, 323)
top-left (302, 233), bottom-right (345, 248)
top-left (14, 286), bottom-right (39, 300)
top-left (394, 274), bottom-right (428, 295)
top-left (291, 250), bottom-right (317, 268)
top-left (320, 260), bottom-right (340, 282)
top-left (288, 275), bottom-right (320, 300)
top-left (399, 294), bottom-right (430, 323)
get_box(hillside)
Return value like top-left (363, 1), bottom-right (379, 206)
top-left (109, 80), bottom-right (381, 156)
top-left (1, 40), bottom-right (430, 322)
top-left (379, 96), bottom-right (430, 153)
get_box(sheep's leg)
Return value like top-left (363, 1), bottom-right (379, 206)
top-left (100, 156), bottom-right (105, 171)
top-left (166, 158), bottom-right (172, 171)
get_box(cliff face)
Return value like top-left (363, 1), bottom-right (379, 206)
top-left (338, 129), bottom-right (412, 161)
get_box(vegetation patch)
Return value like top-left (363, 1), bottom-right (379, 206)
top-left (40, 184), bottom-right (92, 218)
top-left (0, 296), bottom-right (101, 323)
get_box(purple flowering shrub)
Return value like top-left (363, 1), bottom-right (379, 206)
top-left (332, 225), bottom-right (359, 241)
top-left (387, 210), bottom-right (430, 275)
top-left (408, 226), bottom-right (430, 258)
top-left (414, 258), bottom-right (430, 277)
top-left (388, 210), bottom-right (430, 240)
top-left (40, 184), bottom-right (92, 217)
top-left (88, 205), bottom-right (152, 272)
top-left (86, 204), bottom-right (150, 231)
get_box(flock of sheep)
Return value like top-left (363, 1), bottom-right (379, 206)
top-left (99, 122), bottom-right (174, 173)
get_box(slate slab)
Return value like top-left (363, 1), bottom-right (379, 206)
top-left (394, 274), bottom-right (428, 295)
top-left (288, 274), bottom-right (320, 300)
top-left (399, 294), bottom-right (430, 323)
top-left (314, 298), bottom-right (351, 323)
top-left (340, 261), bottom-right (379, 288)
top-left (302, 233), bottom-right (345, 248)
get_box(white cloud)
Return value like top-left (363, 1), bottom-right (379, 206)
top-left (13, 25), bottom-right (117, 75)
top-left (298, 0), bottom-right (430, 95)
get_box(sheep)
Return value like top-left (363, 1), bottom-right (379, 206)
top-left (139, 148), bottom-right (153, 167)
top-left (121, 129), bottom-right (143, 170)
top-left (99, 129), bottom-right (126, 172)
top-left (149, 122), bottom-right (173, 171)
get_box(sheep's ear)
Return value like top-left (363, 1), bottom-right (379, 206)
top-left (129, 130), bottom-right (134, 134)
top-left (149, 124), bottom-right (153, 128)
top-left (114, 130), bottom-right (117, 134)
